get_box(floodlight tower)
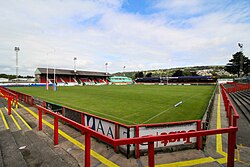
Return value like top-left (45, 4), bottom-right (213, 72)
top-left (123, 66), bottom-right (126, 76)
top-left (14, 47), bottom-right (20, 84)
top-left (105, 62), bottom-right (108, 75)
top-left (238, 43), bottom-right (243, 77)
top-left (74, 57), bottom-right (77, 73)
top-left (167, 69), bottom-right (169, 85)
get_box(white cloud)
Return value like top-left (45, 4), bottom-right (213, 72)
top-left (154, 0), bottom-right (203, 15)
top-left (0, 0), bottom-right (250, 75)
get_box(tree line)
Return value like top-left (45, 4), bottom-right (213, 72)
top-left (0, 74), bottom-right (34, 79)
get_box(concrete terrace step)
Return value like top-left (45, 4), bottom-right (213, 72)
top-left (12, 130), bottom-right (75, 167)
top-left (0, 145), bottom-right (3, 167)
top-left (0, 130), bottom-right (27, 167)
top-left (230, 93), bottom-right (250, 122)
top-left (236, 90), bottom-right (250, 101)
top-left (234, 91), bottom-right (250, 109)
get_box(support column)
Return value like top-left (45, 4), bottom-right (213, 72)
top-left (85, 131), bottom-right (91, 167)
top-left (38, 108), bottom-right (42, 130)
top-left (197, 120), bottom-right (202, 150)
top-left (135, 125), bottom-right (140, 159)
top-left (54, 113), bottom-right (59, 145)
top-left (148, 141), bottom-right (155, 167)
top-left (227, 130), bottom-right (236, 167)
top-left (8, 97), bottom-right (11, 115)
top-left (81, 113), bottom-right (85, 134)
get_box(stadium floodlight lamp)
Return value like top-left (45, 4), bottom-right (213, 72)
top-left (123, 66), bottom-right (126, 76)
top-left (14, 47), bottom-right (20, 52)
top-left (14, 46), bottom-right (20, 84)
top-left (105, 62), bottom-right (108, 75)
top-left (238, 43), bottom-right (243, 49)
top-left (74, 57), bottom-right (77, 73)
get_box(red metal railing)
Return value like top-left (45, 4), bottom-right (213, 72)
top-left (0, 86), bottom-right (18, 115)
top-left (220, 84), bottom-right (240, 127)
top-left (133, 120), bottom-right (202, 158)
top-left (6, 88), bottom-right (34, 106)
top-left (224, 82), bottom-right (250, 94)
top-left (37, 105), bottom-right (237, 167)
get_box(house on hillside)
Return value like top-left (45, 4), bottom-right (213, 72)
top-left (0, 78), bottom-right (8, 83)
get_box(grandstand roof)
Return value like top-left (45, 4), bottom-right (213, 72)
top-left (35, 68), bottom-right (111, 77)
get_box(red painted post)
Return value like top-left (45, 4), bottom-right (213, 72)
top-left (8, 97), bottom-right (11, 115)
top-left (54, 113), bottom-right (59, 145)
top-left (43, 101), bottom-right (47, 114)
top-left (28, 97), bottom-right (31, 105)
top-left (233, 116), bottom-right (238, 127)
top-left (62, 107), bottom-right (65, 116)
top-left (43, 101), bottom-right (46, 107)
top-left (227, 130), bottom-right (236, 167)
top-left (114, 124), bottom-right (119, 153)
top-left (226, 99), bottom-right (229, 117)
top-left (38, 108), bottom-right (42, 130)
top-left (197, 120), bottom-right (201, 150)
top-left (31, 98), bottom-right (34, 106)
top-left (228, 104), bottom-right (232, 127)
top-left (135, 125), bottom-right (140, 159)
top-left (61, 107), bottom-right (65, 125)
top-left (148, 141), bottom-right (155, 167)
top-left (81, 113), bottom-right (85, 134)
top-left (85, 130), bottom-right (91, 167)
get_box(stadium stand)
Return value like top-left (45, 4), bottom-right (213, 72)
top-left (135, 76), bottom-right (217, 84)
top-left (40, 76), bottom-right (47, 83)
top-left (109, 76), bottom-right (133, 85)
top-left (61, 76), bottom-right (75, 83)
top-left (35, 68), bottom-right (110, 86)
top-left (50, 78), bottom-right (63, 83)
top-left (80, 78), bottom-right (94, 85)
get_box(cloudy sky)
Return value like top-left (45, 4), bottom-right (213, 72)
top-left (1, 0), bottom-right (250, 75)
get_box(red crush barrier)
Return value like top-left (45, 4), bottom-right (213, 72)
top-left (0, 86), bottom-right (18, 109)
top-left (220, 84), bottom-right (240, 127)
top-left (3, 87), bottom-right (34, 106)
top-left (37, 105), bottom-right (238, 167)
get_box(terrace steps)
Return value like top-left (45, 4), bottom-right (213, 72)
top-left (0, 98), bottom-right (79, 167)
top-left (0, 130), bottom-right (27, 167)
top-left (229, 90), bottom-right (250, 122)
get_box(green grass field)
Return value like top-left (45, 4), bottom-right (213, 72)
top-left (11, 85), bottom-right (215, 125)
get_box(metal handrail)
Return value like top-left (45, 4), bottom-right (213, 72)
top-left (37, 104), bottom-right (237, 167)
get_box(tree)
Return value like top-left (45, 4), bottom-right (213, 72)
top-left (145, 72), bottom-right (152, 77)
top-left (172, 70), bottom-right (184, 77)
top-left (0, 74), bottom-right (17, 79)
top-left (225, 52), bottom-right (250, 77)
top-left (135, 71), bottom-right (144, 78)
